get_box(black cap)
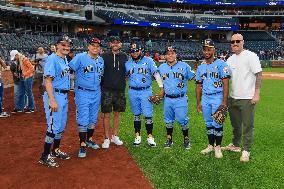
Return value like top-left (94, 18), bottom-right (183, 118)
top-left (56, 35), bottom-right (72, 45)
top-left (88, 37), bottom-right (102, 46)
top-left (110, 36), bottom-right (121, 42)
top-left (203, 39), bottom-right (215, 48)
top-left (130, 42), bottom-right (142, 53)
top-left (164, 46), bottom-right (176, 54)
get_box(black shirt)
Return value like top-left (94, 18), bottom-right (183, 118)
top-left (101, 51), bottom-right (128, 91)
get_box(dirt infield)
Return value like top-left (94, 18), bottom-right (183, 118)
top-left (0, 87), bottom-right (153, 189)
top-left (262, 72), bottom-right (284, 80)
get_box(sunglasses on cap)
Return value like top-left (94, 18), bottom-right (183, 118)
top-left (131, 49), bottom-right (140, 53)
top-left (231, 40), bottom-right (243, 44)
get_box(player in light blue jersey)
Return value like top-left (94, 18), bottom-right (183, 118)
top-left (69, 38), bottom-right (104, 158)
top-left (125, 42), bottom-right (164, 147)
top-left (195, 39), bottom-right (230, 158)
top-left (158, 46), bottom-right (195, 150)
top-left (39, 35), bottom-right (72, 168)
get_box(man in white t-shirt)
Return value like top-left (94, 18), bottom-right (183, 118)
top-left (223, 33), bottom-right (262, 162)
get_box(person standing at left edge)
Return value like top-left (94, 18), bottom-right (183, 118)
top-left (69, 38), bottom-right (104, 158)
top-left (195, 39), bottom-right (230, 158)
top-left (39, 36), bottom-right (72, 168)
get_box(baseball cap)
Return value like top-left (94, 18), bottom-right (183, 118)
top-left (110, 36), bottom-right (121, 42)
top-left (56, 35), bottom-right (72, 45)
top-left (203, 39), bottom-right (215, 48)
top-left (10, 50), bottom-right (19, 61)
top-left (130, 42), bottom-right (142, 53)
top-left (89, 37), bottom-right (102, 46)
top-left (164, 46), bottom-right (177, 54)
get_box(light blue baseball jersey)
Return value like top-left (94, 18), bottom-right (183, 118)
top-left (125, 56), bottom-right (158, 88)
top-left (44, 53), bottom-right (70, 90)
top-left (195, 59), bottom-right (230, 95)
top-left (69, 52), bottom-right (104, 90)
top-left (158, 61), bottom-right (195, 96)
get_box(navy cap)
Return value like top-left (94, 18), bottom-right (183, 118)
top-left (164, 46), bottom-right (177, 54)
top-left (89, 37), bottom-right (102, 46)
top-left (130, 42), bottom-right (142, 53)
top-left (203, 39), bottom-right (215, 48)
top-left (110, 36), bottom-right (121, 42)
top-left (56, 35), bottom-right (72, 45)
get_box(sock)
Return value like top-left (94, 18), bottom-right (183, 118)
top-left (53, 139), bottom-right (61, 152)
top-left (182, 128), bottom-right (189, 140)
top-left (215, 127), bottom-right (223, 146)
top-left (87, 128), bottom-right (94, 141)
top-left (134, 115), bottom-right (141, 136)
top-left (207, 127), bottom-right (215, 146)
top-left (145, 117), bottom-right (153, 136)
top-left (42, 132), bottom-right (55, 157)
top-left (79, 132), bottom-right (87, 146)
top-left (166, 127), bottom-right (173, 140)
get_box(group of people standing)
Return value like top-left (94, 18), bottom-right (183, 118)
top-left (5, 33), bottom-right (260, 168)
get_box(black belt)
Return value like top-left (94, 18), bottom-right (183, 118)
top-left (165, 93), bottom-right (185, 98)
top-left (205, 91), bottom-right (222, 95)
top-left (54, 88), bottom-right (69, 94)
top-left (78, 86), bottom-right (95, 91)
top-left (129, 86), bottom-right (150, 90)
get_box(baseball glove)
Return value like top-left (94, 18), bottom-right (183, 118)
top-left (212, 105), bottom-right (228, 125)
top-left (148, 95), bottom-right (163, 105)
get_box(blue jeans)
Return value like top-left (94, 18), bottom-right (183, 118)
top-left (14, 76), bottom-right (35, 110)
top-left (0, 79), bottom-right (3, 113)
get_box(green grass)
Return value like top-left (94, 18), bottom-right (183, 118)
top-left (120, 80), bottom-right (284, 189)
top-left (262, 68), bottom-right (284, 72)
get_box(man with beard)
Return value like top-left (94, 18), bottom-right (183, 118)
top-left (195, 39), bottom-right (230, 159)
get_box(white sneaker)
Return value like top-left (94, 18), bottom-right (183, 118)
top-left (147, 137), bottom-right (157, 147)
top-left (111, 135), bottom-right (123, 146)
top-left (201, 145), bottom-right (214, 155)
top-left (240, 150), bottom-right (250, 162)
top-left (221, 143), bottom-right (241, 152)
top-left (0, 112), bottom-right (10, 118)
top-left (214, 146), bottom-right (223, 158)
top-left (102, 138), bottom-right (110, 149)
top-left (133, 136), bottom-right (141, 146)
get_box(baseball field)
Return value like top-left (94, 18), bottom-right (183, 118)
top-left (0, 71), bottom-right (283, 189)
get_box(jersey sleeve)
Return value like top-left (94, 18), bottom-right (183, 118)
top-left (68, 53), bottom-right (81, 71)
top-left (249, 52), bottom-right (262, 74)
top-left (186, 64), bottom-right (195, 80)
top-left (44, 56), bottom-right (56, 78)
top-left (218, 60), bottom-right (231, 79)
top-left (195, 66), bottom-right (202, 84)
top-left (148, 58), bottom-right (158, 75)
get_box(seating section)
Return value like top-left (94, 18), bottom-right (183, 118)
top-left (199, 17), bottom-right (238, 26)
top-left (138, 13), bottom-right (193, 24)
top-left (238, 31), bottom-right (275, 41)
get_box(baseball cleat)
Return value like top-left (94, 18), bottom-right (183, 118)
top-left (147, 137), bottom-right (157, 147)
top-left (111, 135), bottom-right (123, 146)
top-left (221, 143), bottom-right (241, 152)
top-left (0, 112), bottom-right (10, 118)
top-left (39, 154), bottom-right (59, 168)
top-left (133, 136), bottom-right (141, 146)
top-left (183, 138), bottom-right (191, 150)
top-left (201, 145), bottom-right (214, 155)
top-left (214, 146), bottom-right (223, 158)
top-left (102, 138), bottom-right (110, 149)
top-left (86, 140), bottom-right (100, 149)
top-left (78, 147), bottom-right (86, 158)
top-left (51, 149), bottom-right (71, 160)
top-left (164, 139), bottom-right (173, 148)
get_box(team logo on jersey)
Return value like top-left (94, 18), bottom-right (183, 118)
top-left (61, 67), bottom-right (70, 77)
top-left (173, 72), bottom-right (184, 80)
top-left (201, 73), bottom-right (207, 79)
top-left (129, 68), bottom-right (135, 75)
top-left (210, 72), bottom-right (219, 79)
top-left (213, 81), bottom-right (222, 88)
top-left (162, 73), bottom-right (169, 80)
top-left (223, 66), bottom-right (229, 73)
top-left (84, 65), bottom-right (94, 73)
top-left (177, 82), bottom-right (185, 89)
top-left (142, 78), bottom-right (146, 83)
top-left (138, 67), bottom-right (148, 75)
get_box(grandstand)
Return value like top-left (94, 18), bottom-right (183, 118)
top-left (0, 0), bottom-right (283, 63)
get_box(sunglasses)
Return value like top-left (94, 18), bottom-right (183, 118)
top-left (231, 40), bottom-right (243, 44)
top-left (131, 49), bottom-right (140, 53)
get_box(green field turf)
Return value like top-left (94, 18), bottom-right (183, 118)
top-left (120, 80), bottom-right (284, 189)
top-left (262, 68), bottom-right (284, 72)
